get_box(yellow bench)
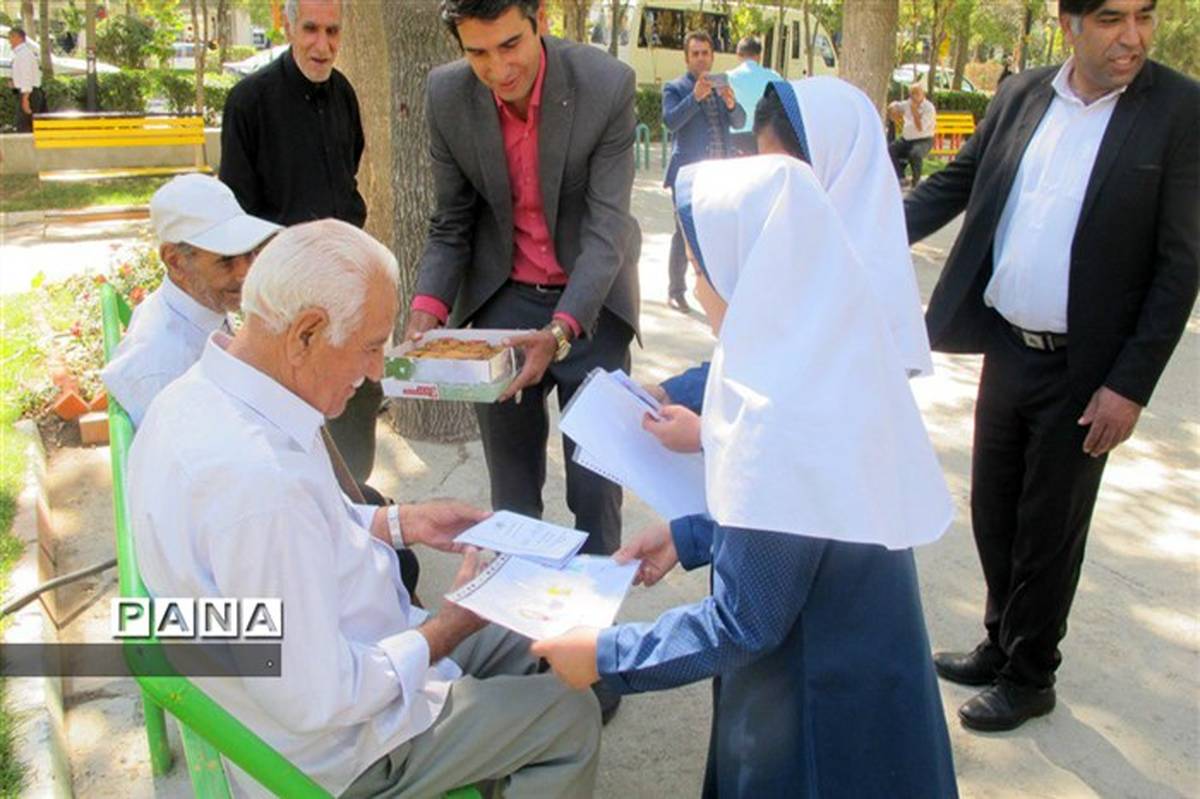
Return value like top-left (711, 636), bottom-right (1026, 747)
top-left (32, 112), bottom-right (211, 182)
top-left (930, 112), bottom-right (976, 160)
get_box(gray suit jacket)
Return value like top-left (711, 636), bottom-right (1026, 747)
top-left (416, 36), bottom-right (641, 338)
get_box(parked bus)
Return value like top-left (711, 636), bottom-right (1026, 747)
top-left (588, 0), bottom-right (838, 87)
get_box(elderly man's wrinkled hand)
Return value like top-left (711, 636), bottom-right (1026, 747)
top-left (399, 500), bottom-right (491, 551)
top-left (642, 404), bottom-right (702, 453)
top-left (530, 627), bottom-right (601, 690)
top-left (498, 330), bottom-right (557, 402)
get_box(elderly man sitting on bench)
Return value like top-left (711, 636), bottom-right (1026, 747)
top-left (126, 219), bottom-right (600, 798)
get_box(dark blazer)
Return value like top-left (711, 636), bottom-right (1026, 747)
top-left (661, 72), bottom-right (746, 189)
top-left (906, 61), bottom-right (1199, 406)
top-left (416, 36), bottom-right (641, 338)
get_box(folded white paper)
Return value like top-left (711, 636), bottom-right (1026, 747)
top-left (445, 554), bottom-right (639, 640)
top-left (561, 369), bottom-right (708, 520)
top-left (454, 510), bottom-right (588, 569)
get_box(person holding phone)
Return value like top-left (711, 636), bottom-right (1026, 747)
top-left (661, 29), bottom-right (744, 313)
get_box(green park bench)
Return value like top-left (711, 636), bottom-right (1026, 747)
top-left (100, 283), bottom-right (480, 799)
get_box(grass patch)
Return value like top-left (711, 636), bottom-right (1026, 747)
top-left (0, 293), bottom-right (38, 797)
top-left (0, 174), bottom-right (169, 214)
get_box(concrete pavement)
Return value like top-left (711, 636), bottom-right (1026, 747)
top-left (13, 172), bottom-right (1199, 797)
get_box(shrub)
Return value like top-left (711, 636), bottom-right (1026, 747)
top-left (96, 71), bottom-right (149, 113)
top-left (225, 45), bottom-right (256, 63)
top-left (931, 90), bottom-right (990, 122)
top-left (635, 85), bottom-right (665, 140)
top-left (148, 69), bottom-right (237, 125)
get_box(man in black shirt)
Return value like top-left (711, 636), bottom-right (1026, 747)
top-left (221, 0), bottom-right (379, 481)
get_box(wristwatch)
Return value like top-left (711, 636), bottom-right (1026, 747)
top-left (545, 320), bottom-right (573, 363)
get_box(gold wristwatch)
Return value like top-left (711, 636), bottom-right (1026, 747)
top-left (546, 319), bottom-right (573, 362)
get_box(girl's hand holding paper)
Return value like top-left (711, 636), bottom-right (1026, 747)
top-left (642, 404), bottom-right (702, 453)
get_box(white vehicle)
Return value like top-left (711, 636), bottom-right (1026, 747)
top-left (223, 44), bottom-right (288, 78)
top-left (589, 0), bottom-right (837, 87)
top-left (0, 25), bottom-right (120, 79)
top-left (892, 63), bottom-right (979, 94)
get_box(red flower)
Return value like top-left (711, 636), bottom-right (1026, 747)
top-left (70, 322), bottom-right (82, 339)
top-left (94, 275), bottom-right (107, 285)
top-left (130, 286), bottom-right (147, 305)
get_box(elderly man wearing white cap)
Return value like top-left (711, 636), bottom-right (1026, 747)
top-left (100, 174), bottom-right (280, 426)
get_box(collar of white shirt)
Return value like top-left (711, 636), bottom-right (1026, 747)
top-left (160, 275), bottom-right (231, 337)
top-left (1052, 57), bottom-right (1127, 108)
top-left (199, 331), bottom-right (324, 454)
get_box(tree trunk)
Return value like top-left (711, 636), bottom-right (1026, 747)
top-left (38, 0), bottom-right (52, 78)
top-left (217, 0), bottom-right (229, 65)
top-left (340, 1), bottom-right (478, 443)
top-left (776, 0), bottom-right (786, 78)
top-left (841, 0), bottom-right (898, 113)
top-left (1016, 2), bottom-right (1033, 71)
top-left (85, 0), bottom-right (96, 110)
top-left (20, 0), bottom-right (32, 34)
top-left (566, 0), bottom-right (592, 43)
top-left (607, 0), bottom-right (624, 57)
top-left (192, 0), bottom-right (207, 113)
top-left (803, 0), bottom-right (815, 77)
top-left (951, 16), bottom-right (970, 90)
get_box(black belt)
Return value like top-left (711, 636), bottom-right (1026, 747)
top-left (508, 279), bottom-right (565, 295)
top-left (1010, 323), bottom-right (1067, 352)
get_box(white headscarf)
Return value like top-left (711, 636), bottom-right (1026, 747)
top-left (773, 77), bottom-right (935, 378)
top-left (675, 155), bottom-right (951, 549)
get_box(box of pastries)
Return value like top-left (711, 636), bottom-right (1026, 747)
top-left (383, 329), bottom-right (521, 403)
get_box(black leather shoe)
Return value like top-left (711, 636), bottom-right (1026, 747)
top-left (667, 294), bottom-right (691, 313)
top-left (592, 682), bottom-right (622, 725)
top-left (933, 642), bottom-right (1005, 686)
top-left (959, 681), bottom-right (1055, 732)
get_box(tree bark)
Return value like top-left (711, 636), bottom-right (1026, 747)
top-left (217, 0), bottom-right (229, 65)
top-left (340, 0), bottom-right (478, 443)
top-left (951, 17), bottom-right (970, 90)
top-left (192, 0), bottom-right (208, 112)
top-left (38, 0), bottom-right (52, 78)
top-left (607, 0), bottom-right (624, 57)
top-left (803, 0), bottom-right (816, 77)
top-left (20, 0), bottom-right (32, 34)
top-left (841, 0), bottom-right (899, 113)
top-left (562, 0), bottom-right (590, 43)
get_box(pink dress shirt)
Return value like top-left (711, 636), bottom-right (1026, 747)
top-left (413, 47), bottom-right (581, 337)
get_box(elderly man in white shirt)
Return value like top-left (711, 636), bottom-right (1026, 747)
top-left (888, 82), bottom-right (937, 186)
top-left (127, 218), bottom-right (601, 798)
top-left (100, 174), bottom-right (280, 427)
top-left (7, 26), bottom-right (45, 132)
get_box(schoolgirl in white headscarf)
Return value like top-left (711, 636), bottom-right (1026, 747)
top-left (758, 77), bottom-right (935, 378)
top-left (533, 156), bottom-right (958, 798)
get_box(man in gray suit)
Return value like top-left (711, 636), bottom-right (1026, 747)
top-left (406, 2), bottom-right (639, 572)
top-left (408, 3), bottom-right (639, 721)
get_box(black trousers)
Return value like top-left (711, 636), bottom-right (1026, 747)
top-left (327, 378), bottom-right (383, 483)
top-left (970, 316), bottom-right (1108, 689)
top-left (13, 87), bottom-right (47, 133)
top-left (889, 136), bottom-right (934, 185)
top-left (471, 282), bottom-right (632, 555)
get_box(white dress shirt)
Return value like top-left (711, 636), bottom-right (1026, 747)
top-left (128, 334), bottom-right (459, 797)
top-left (100, 277), bottom-right (231, 427)
top-left (891, 98), bottom-right (936, 140)
top-left (987, 59), bottom-right (1124, 333)
top-left (11, 41), bottom-right (40, 93)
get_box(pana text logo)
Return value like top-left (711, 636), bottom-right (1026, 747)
top-left (111, 598), bottom-right (283, 639)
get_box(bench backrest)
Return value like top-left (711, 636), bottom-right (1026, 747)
top-left (935, 112), bottom-right (977, 134)
top-left (35, 114), bottom-right (206, 150)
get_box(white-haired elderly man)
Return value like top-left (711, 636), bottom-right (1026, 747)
top-left (127, 219), bottom-right (601, 798)
top-left (100, 174), bottom-right (281, 427)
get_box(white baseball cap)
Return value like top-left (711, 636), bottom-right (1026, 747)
top-left (150, 174), bottom-right (281, 256)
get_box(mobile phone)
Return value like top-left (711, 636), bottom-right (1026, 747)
top-left (707, 72), bottom-right (729, 89)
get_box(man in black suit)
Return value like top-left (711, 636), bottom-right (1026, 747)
top-left (905, 0), bottom-right (1197, 732)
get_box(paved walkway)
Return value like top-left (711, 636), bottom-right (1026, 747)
top-left (18, 173), bottom-right (1200, 797)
